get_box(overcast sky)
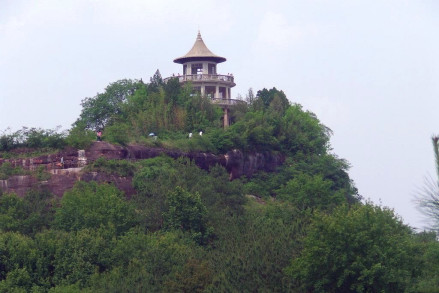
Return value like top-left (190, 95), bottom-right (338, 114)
top-left (1, 0), bottom-right (438, 230)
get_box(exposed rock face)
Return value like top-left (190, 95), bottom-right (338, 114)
top-left (0, 175), bottom-right (39, 196)
top-left (0, 142), bottom-right (285, 197)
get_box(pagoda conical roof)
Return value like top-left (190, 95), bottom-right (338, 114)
top-left (173, 32), bottom-right (226, 64)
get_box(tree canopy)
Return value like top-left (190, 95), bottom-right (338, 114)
top-left (286, 203), bottom-right (420, 292)
top-left (1, 73), bottom-right (438, 292)
top-left (74, 79), bottom-right (139, 131)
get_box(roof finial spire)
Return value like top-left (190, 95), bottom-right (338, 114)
top-left (173, 31), bottom-right (226, 64)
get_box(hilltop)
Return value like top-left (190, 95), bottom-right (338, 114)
top-left (0, 75), bottom-right (438, 292)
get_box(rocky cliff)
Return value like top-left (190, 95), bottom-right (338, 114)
top-left (0, 142), bottom-right (285, 197)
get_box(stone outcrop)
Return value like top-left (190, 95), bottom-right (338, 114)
top-left (0, 142), bottom-right (285, 197)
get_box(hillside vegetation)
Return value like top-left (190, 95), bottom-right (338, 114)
top-left (0, 72), bottom-right (438, 292)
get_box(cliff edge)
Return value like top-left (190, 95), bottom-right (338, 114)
top-left (0, 142), bottom-right (285, 197)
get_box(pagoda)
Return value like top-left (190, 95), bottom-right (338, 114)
top-left (165, 31), bottom-right (240, 127)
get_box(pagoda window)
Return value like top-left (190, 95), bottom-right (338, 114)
top-left (219, 87), bottom-right (226, 99)
top-left (206, 86), bottom-right (216, 99)
top-left (191, 63), bottom-right (203, 75)
top-left (208, 63), bottom-right (216, 74)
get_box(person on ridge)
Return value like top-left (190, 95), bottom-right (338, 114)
top-left (97, 130), bottom-right (102, 141)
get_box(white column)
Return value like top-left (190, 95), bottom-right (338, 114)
top-left (216, 85), bottom-right (219, 99)
top-left (224, 108), bottom-right (229, 128)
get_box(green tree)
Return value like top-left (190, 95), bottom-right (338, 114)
top-left (277, 173), bottom-right (345, 210)
top-left (34, 227), bottom-right (115, 288)
top-left (54, 181), bottom-right (138, 235)
top-left (0, 194), bottom-right (26, 232)
top-left (407, 231), bottom-right (439, 292)
top-left (205, 200), bottom-right (307, 292)
top-left (163, 186), bottom-right (212, 245)
top-left (164, 259), bottom-right (213, 293)
top-left (104, 122), bottom-right (131, 145)
top-left (0, 127), bottom-right (66, 151)
top-left (148, 69), bottom-right (163, 93)
top-left (184, 93), bottom-right (221, 132)
top-left (286, 203), bottom-right (419, 292)
top-left (0, 190), bottom-right (55, 236)
top-left (75, 79), bottom-right (139, 130)
top-left (133, 157), bottom-right (244, 232)
top-left (21, 127), bottom-right (66, 149)
top-left (84, 157), bottom-right (137, 177)
top-left (132, 156), bottom-right (180, 230)
top-left (416, 136), bottom-right (439, 232)
top-left (226, 111), bottom-right (279, 152)
top-left (255, 87), bottom-right (289, 110)
top-left (0, 267), bottom-right (33, 293)
top-left (66, 120), bottom-right (95, 149)
top-left (86, 231), bottom-right (204, 292)
top-left (245, 88), bottom-right (255, 106)
top-left (0, 232), bottom-right (38, 291)
top-left (0, 128), bottom-right (17, 151)
top-left (279, 104), bottom-right (331, 155)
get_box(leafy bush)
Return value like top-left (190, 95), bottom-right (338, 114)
top-left (26, 127), bottom-right (66, 149)
top-left (84, 157), bottom-right (137, 177)
top-left (277, 173), bottom-right (345, 211)
top-left (206, 201), bottom-right (307, 292)
top-left (65, 122), bottom-right (95, 149)
top-left (0, 127), bottom-right (66, 152)
top-left (0, 129), bottom-right (17, 151)
top-left (86, 230), bottom-right (206, 292)
top-left (104, 123), bottom-right (131, 145)
top-left (0, 190), bottom-right (55, 235)
top-left (75, 79), bottom-right (139, 131)
top-left (279, 104), bottom-right (331, 155)
top-left (54, 181), bottom-right (139, 235)
top-left (164, 186), bottom-right (213, 245)
top-left (34, 165), bottom-right (51, 181)
top-left (0, 162), bottom-right (30, 180)
top-left (0, 232), bottom-right (37, 291)
top-left (408, 232), bottom-right (439, 292)
top-left (286, 203), bottom-right (419, 292)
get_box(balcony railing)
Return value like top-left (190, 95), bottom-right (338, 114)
top-left (164, 74), bottom-right (235, 84)
top-left (211, 98), bottom-right (246, 107)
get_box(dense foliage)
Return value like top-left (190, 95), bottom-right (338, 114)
top-left (1, 74), bottom-right (438, 292)
top-left (0, 127), bottom-right (66, 155)
top-left (54, 182), bottom-right (139, 235)
top-left (286, 203), bottom-right (419, 292)
top-left (66, 73), bottom-right (334, 156)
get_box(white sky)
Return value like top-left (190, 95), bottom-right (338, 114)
top-left (1, 0), bottom-right (438, 230)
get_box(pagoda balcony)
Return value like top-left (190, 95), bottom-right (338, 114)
top-left (211, 98), bottom-right (246, 107)
top-left (164, 74), bottom-right (235, 86)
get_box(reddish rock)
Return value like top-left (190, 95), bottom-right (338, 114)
top-left (0, 175), bottom-right (39, 196)
top-left (0, 142), bottom-right (285, 197)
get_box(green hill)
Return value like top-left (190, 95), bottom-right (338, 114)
top-left (0, 74), bottom-right (438, 292)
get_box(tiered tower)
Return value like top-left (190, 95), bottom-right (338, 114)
top-left (165, 32), bottom-right (239, 127)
